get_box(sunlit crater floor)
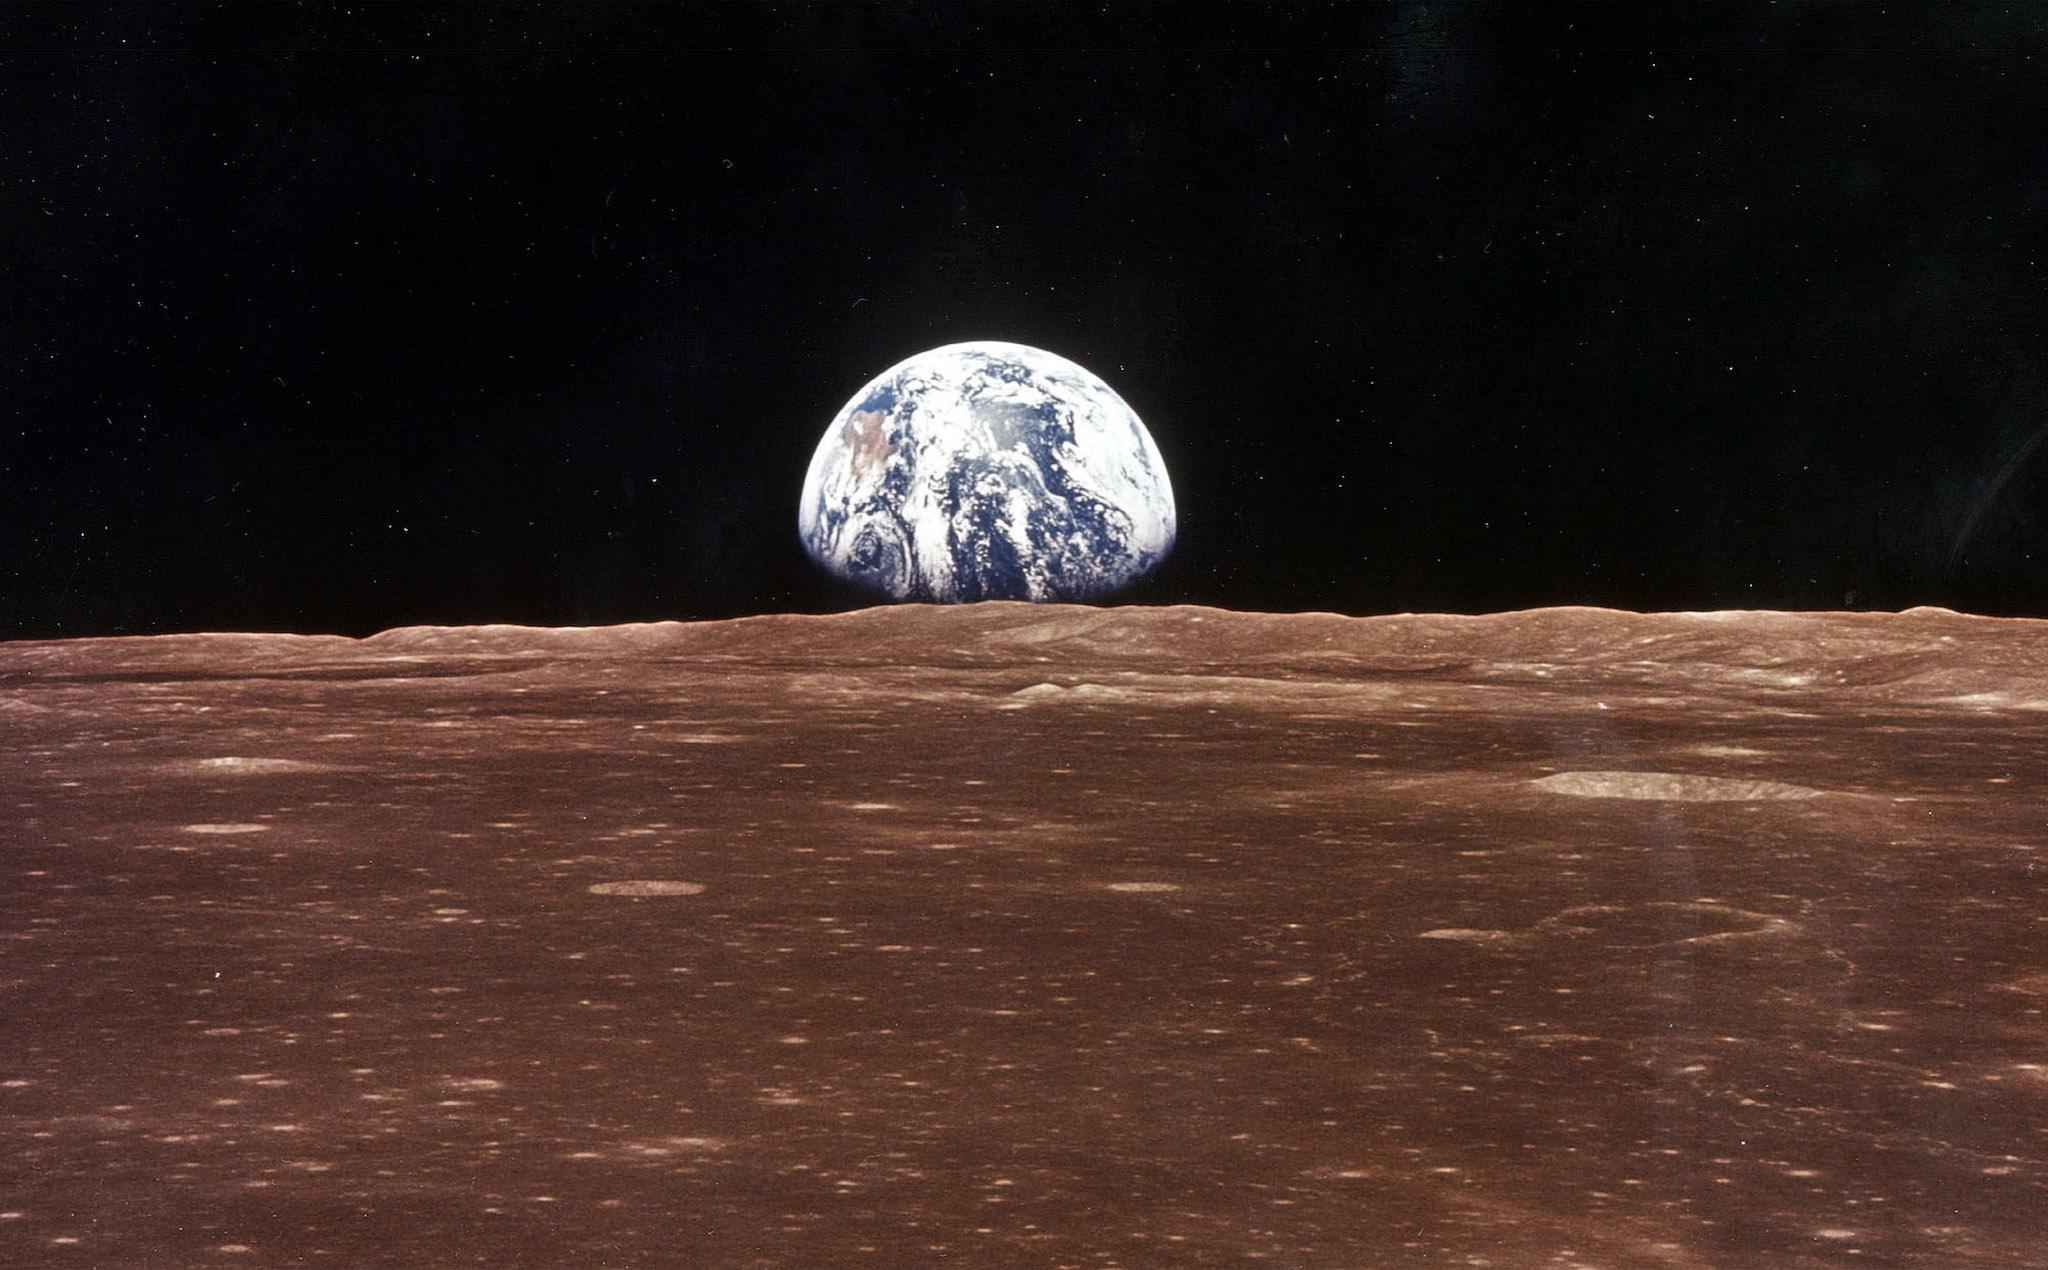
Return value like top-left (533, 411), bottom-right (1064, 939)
top-left (3, 602), bottom-right (2047, 1266)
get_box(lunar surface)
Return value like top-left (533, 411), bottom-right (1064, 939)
top-left (799, 342), bottom-right (1176, 602)
top-left (4, 603), bottom-right (2047, 1265)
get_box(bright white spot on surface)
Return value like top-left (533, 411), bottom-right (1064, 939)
top-left (1105, 882), bottom-right (1181, 893)
top-left (181, 823), bottom-right (272, 834)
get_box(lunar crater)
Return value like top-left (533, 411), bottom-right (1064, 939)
top-left (1535, 902), bottom-right (1801, 949)
top-left (587, 880), bottom-right (707, 897)
top-left (1532, 770), bottom-right (1825, 801)
top-left (1421, 903), bottom-right (1800, 952)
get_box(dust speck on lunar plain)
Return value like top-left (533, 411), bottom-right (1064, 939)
top-left (4, 602), bottom-right (2047, 1265)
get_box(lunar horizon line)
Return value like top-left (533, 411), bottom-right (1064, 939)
top-left (1, 599), bottom-right (2026, 649)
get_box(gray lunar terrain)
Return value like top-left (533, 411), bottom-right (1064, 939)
top-left (4, 603), bottom-right (2047, 1266)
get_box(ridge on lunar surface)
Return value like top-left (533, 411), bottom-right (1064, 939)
top-left (5, 604), bottom-right (2048, 1265)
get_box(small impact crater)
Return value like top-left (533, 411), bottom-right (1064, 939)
top-left (1417, 928), bottom-right (1521, 945)
top-left (1419, 903), bottom-right (1798, 952)
top-left (588, 880), bottom-right (707, 897)
top-left (1535, 902), bottom-right (1799, 948)
top-left (176, 757), bottom-right (334, 775)
top-left (1532, 771), bottom-right (1823, 801)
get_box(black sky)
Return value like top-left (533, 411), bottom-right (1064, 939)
top-left (7, 2), bottom-right (2048, 638)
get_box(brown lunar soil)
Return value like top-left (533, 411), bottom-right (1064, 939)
top-left (4, 602), bottom-right (2048, 1267)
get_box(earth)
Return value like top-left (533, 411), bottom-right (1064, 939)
top-left (799, 341), bottom-right (1176, 602)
